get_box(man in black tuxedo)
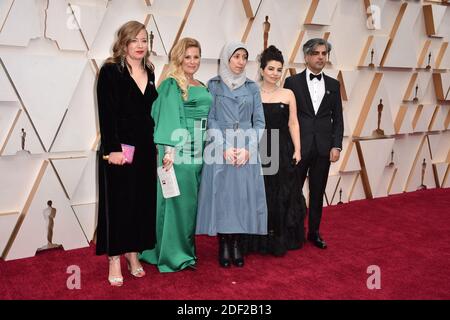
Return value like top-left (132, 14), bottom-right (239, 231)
top-left (284, 38), bottom-right (344, 249)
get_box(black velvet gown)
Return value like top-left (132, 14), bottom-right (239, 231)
top-left (96, 62), bottom-right (158, 256)
top-left (243, 102), bottom-right (306, 256)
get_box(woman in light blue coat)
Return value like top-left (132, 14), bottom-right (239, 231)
top-left (196, 42), bottom-right (267, 268)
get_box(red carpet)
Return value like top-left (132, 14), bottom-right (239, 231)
top-left (1, 188), bottom-right (449, 300)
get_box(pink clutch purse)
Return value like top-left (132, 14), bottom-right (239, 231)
top-left (121, 144), bottom-right (135, 164)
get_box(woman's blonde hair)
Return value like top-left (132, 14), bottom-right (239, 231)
top-left (166, 37), bottom-right (202, 100)
top-left (105, 21), bottom-right (154, 73)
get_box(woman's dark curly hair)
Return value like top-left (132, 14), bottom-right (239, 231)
top-left (259, 45), bottom-right (284, 70)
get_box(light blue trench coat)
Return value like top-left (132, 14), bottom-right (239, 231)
top-left (196, 76), bottom-right (268, 236)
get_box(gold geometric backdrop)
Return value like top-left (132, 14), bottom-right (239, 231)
top-left (0, 0), bottom-right (449, 260)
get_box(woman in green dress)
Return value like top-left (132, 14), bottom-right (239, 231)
top-left (140, 37), bottom-right (212, 272)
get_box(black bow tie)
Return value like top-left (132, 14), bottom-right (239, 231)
top-left (309, 73), bottom-right (322, 81)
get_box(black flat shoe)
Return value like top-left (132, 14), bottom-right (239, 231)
top-left (219, 256), bottom-right (231, 268)
top-left (232, 251), bottom-right (244, 267)
top-left (231, 235), bottom-right (244, 267)
top-left (218, 235), bottom-right (231, 268)
top-left (307, 233), bottom-right (327, 249)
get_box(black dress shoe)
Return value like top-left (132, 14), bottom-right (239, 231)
top-left (307, 233), bottom-right (327, 249)
top-left (231, 235), bottom-right (244, 267)
top-left (218, 234), bottom-right (231, 267)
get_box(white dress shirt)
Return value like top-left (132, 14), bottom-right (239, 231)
top-left (306, 68), bottom-right (325, 115)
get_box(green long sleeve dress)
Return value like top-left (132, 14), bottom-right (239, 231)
top-left (140, 77), bottom-right (212, 272)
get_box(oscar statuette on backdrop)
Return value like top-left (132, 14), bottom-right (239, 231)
top-left (389, 149), bottom-right (395, 167)
top-left (16, 128), bottom-right (31, 155)
top-left (426, 52), bottom-right (432, 70)
top-left (372, 99), bottom-right (385, 137)
top-left (37, 201), bottom-right (63, 252)
top-left (418, 159), bottom-right (427, 190)
top-left (149, 30), bottom-right (157, 56)
top-left (337, 188), bottom-right (344, 205)
top-left (413, 84), bottom-right (419, 103)
top-left (263, 16), bottom-right (271, 50)
top-left (368, 48), bottom-right (375, 68)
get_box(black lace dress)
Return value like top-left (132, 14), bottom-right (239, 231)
top-left (242, 102), bottom-right (306, 256)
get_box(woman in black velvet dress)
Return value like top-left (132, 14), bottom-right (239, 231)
top-left (243, 46), bottom-right (306, 256)
top-left (96, 21), bottom-right (158, 286)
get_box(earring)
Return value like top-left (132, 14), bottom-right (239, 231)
top-left (120, 55), bottom-right (125, 69)
top-left (143, 56), bottom-right (146, 68)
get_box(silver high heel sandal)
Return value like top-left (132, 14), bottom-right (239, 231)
top-left (108, 256), bottom-right (123, 286)
top-left (125, 253), bottom-right (146, 278)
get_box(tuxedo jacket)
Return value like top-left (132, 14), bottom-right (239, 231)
top-left (284, 70), bottom-right (344, 158)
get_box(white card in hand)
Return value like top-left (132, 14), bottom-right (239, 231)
top-left (157, 166), bottom-right (181, 199)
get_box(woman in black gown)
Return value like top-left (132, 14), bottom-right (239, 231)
top-left (243, 45), bottom-right (306, 256)
top-left (96, 21), bottom-right (158, 286)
